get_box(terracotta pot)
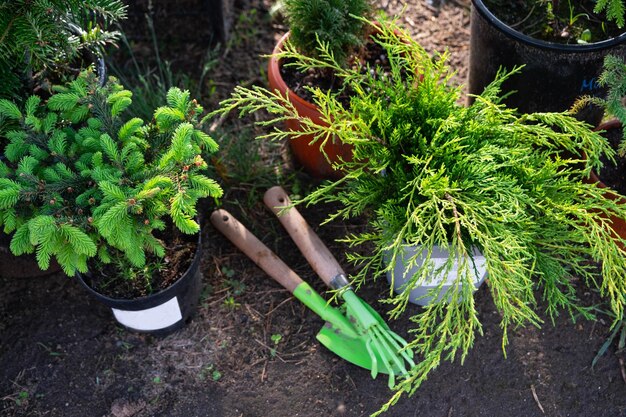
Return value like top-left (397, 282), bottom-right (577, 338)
top-left (267, 32), bottom-right (353, 180)
top-left (589, 119), bottom-right (626, 241)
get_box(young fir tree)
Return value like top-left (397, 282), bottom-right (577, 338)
top-left (0, 70), bottom-right (223, 282)
top-left (283, 0), bottom-right (373, 66)
top-left (0, 0), bottom-right (126, 100)
top-left (212, 18), bottom-right (626, 414)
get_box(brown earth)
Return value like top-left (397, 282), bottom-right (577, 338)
top-left (2, 1), bottom-right (626, 417)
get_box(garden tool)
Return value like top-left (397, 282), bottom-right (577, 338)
top-left (263, 186), bottom-right (415, 387)
top-left (210, 209), bottom-right (407, 386)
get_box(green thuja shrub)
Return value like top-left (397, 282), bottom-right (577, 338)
top-left (213, 19), bottom-right (626, 414)
top-left (0, 70), bottom-right (222, 279)
top-left (0, 0), bottom-right (126, 100)
top-left (283, 0), bottom-right (373, 65)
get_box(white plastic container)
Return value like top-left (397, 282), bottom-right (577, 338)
top-left (385, 244), bottom-right (487, 306)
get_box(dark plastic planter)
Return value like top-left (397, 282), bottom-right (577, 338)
top-left (77, 234), bottom-right (203, 336)
top-left (468, 0), bottom-right (626, 125)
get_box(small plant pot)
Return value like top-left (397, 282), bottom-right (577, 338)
top-left (385, 243), bottom-right (487, 306)
top-left (267, 32), bottom-right (353, 180)
top-left (77, 234), bottom-right (203, 336)
top-left (468, 0), bottom-right (626, 126)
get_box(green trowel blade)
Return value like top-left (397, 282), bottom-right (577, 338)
top-left (316, 324), bottom-right (394, 375)
top-left (294, 282), bottom-right (397, 375)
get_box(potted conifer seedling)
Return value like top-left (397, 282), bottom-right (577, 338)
top-left (0, 70), bottom-right (223, 334)
top-left (213, 20), bottom-right (626, 414)
top-left (267, 0), bottom-right (374, 179)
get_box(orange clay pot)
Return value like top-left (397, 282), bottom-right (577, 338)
top-left (267, 32), bottom-right (353, 180)
top-left (589, 119), bottom-right (626, 241)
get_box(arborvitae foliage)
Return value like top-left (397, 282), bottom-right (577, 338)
top-left (0, 70), bottom-right (222, 278)
top-left (0, 0), bottom-right (126, 100)
top-left (213, 18), bottom-right (626, 414)
top-left (283, 0), bottom-right (373, 66)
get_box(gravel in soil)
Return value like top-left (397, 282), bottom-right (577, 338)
top-left (2, 1), bottom-right (626, 417)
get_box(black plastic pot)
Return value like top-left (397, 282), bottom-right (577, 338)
top-left (77, 234), bottom-right (203, 336)
top-left (468, 0), bottom-right (626, 125)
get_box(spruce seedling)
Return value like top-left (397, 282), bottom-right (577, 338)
top-left (574, 54), bottom-right (626, 154)
top-left (595, 0), bottom-right (626, 27)
top-left (0, 70), bottom-right (223, 282)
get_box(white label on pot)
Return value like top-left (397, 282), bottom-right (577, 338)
top-left (111, 297), bottom-right (182, 331)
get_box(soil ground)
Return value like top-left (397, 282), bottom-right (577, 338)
top-left (2, 1), bottom-right (626, 417)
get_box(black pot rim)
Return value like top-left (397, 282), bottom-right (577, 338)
top-left (472, 0), bottom-right (626, 52)
top-left (76, 232), bottom-right (202, 309)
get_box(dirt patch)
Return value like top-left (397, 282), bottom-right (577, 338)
top-left (86, 233), bottom-right (198, 300)
top-left (2, 1), bottom-right (626, 417)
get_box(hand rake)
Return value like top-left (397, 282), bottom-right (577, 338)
top-left (263, 186), bottom-right (415, 387)
top-left (210, 209), bottom-right (412, 387)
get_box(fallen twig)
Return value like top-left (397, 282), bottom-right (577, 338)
top-left (530, 384), bottom-right (545, 414)
top-left (261, 359), bottom-right (268, 382)
top-left (619, 357), bottom-right (626, 384)
top-left (266, 296), bottom-right (295, 316)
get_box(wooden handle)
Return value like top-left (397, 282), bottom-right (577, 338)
top-left (210, 209), bottom-right (303, 293)
top-left (263, 186), bottom-right (345, 287)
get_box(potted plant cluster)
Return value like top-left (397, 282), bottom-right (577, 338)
top-left (213, 19), bottom-right (626, 413)
top-left (468, 0), bottom-right (626, 125)
top-left (267, 0), bottom-right (374, 179)
top-left (0, 70), bottom-right (223, 334)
